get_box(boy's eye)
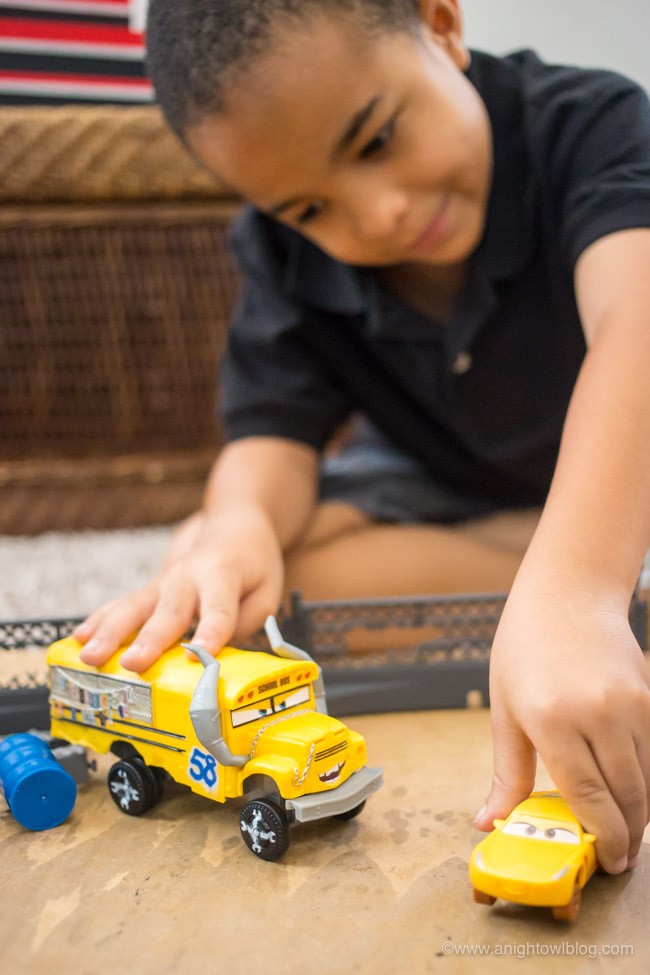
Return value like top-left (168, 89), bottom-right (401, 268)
top-left (359, 117), bottom-right (396, 160)
top-left (297, 202), bottom-right (322, 225)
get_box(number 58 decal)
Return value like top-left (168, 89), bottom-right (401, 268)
top-left (188, 747), bottom-right (218, 790)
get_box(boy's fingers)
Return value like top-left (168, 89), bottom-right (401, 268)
top-left (543, 738), bottom-right (629, 874)
top-left (635, 738), bottom-right (650, 862)
top-left (589, 735), bottom-right (647, 867)
top-left (233, 583), bottom-right (283, 644)
top-left (79, 587), bottom-right (159, 666)
top-left (73, 598), bottom-right (123, 642)
top-left (190, 579), bottom-right (242, 656)
top-left (162, 511), bottom-right (206, 569)
top-left (120, 576), bottom-right (197, 672)
top-left (474, 715), bottom-right (536, 831)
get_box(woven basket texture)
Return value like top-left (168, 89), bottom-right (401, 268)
top-left (0, 106), bottom-right (230, 203)
top-left (1, 203), bottom-right (240, 461)
top-left (1, 107), bottom-right (244, 534)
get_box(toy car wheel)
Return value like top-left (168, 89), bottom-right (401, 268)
top-left (552, 883), bottom-right (581, 922)
top-left (334, 800), bottom-right (366, 821)
top-left (472, 888), bottom-right (497, 906)
top-left (107, 759), bottom-right (154, 816)
top-left (240, 798), bottom-right (290, 861)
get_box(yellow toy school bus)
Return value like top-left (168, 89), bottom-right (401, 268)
top-left (47, 617), bottom-right (382, 859)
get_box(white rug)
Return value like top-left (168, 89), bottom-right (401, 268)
top-left (1, 527), bottom-right (649, 624)
top-left (0, 526), bottom-right (175, 621)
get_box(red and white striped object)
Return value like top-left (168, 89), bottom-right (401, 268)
top-left (0, 0), bottom-right (152, 103)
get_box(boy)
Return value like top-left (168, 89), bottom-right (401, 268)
top-left (76, 0), bottom-right (650, 876)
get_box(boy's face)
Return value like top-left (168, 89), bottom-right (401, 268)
top-left (187, 1), bottom-right (491, 268)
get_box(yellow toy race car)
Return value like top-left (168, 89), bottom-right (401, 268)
top-left (469, 791), bottom-right (597, 921)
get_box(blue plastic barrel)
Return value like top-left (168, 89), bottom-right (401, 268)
top-left (0, 733), bottom-right (77, 830)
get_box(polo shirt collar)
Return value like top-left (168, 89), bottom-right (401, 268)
top-left (468, 49), bottom-right (535, 282)
top-left (283, 237), bottom-right (367, 314)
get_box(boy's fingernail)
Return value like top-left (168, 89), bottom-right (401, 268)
top-left (611, 856), bottom-right (628, 874)
top-left (80, 638), bottom-right (100, 658)
top-left (185, 638), bottom-right (210, 657)
top-left (473, 804), bottom-right (487, 825)
top-left (627, 855), bottom-right (639, 870)
top-left (120, 644), bottom-right (144, 663)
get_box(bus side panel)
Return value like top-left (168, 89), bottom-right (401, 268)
top-left (50, 711), bottom-right (115, 756)
top-left (51, 708), bottom-right (228, 804)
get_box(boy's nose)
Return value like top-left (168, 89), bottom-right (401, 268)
top-left (350, 186), bottom-right (409, 243)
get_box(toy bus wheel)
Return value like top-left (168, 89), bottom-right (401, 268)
top-left (47, 737), bottom-right (70, 751)
top-left (132, 757), bottom-right (164, 809)
top-left (334, 800), bottom-right (366, 821)
top-left (240, 798), bottom-right (290, 861)
top-left (552, 884), bottom-right (581, 922)
top-left (472, 888), bottom-right (497, 906)
top-left (148, 765), bottom-right (169, 805)
top-left (108, 759), bottom-right (155, 816)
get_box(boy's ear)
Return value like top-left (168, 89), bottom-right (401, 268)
top-left (418, 0), bottom-right (470, 71)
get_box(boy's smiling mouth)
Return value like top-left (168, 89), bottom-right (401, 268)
top-left (409, 197), bottom-right (452, 254)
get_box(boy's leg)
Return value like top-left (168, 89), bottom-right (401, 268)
top-left (283, 502), bottom-right (541, 601)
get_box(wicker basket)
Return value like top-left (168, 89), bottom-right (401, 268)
top-left (0, 106), bottom-right (242, 534)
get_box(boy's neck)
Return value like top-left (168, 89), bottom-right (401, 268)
top-left (375, 260), bottom-right (467, 324)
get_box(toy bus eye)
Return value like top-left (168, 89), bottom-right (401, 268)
top-left (502, 821), bottom-right (540, 838)
top-left (275, 687), bottom-right (311, 712)
top-left (544, 827), bottom-right (580, 844)
top-left (231, 702), bottom-right (273, 727)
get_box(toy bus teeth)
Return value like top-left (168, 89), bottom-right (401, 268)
top-left (46, 616), bottom-right (383, 860)
top-left (319, 762), bottom-right (345, 783)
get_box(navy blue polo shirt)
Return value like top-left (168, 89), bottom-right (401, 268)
top-left (220, 49), bottom-right (650, 507)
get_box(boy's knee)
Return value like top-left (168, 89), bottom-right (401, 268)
top-left (283, 502), bottom-right (373, 602)
top-left (289, 502), bottom-right (373, 553)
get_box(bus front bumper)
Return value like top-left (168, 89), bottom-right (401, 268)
top-left (286, 766), bottom-right (383, 823)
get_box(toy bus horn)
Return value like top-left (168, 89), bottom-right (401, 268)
top-left (182, 643), bottom-right (247, 768)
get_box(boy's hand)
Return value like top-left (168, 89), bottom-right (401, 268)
top-left (473, 584), bottom-right (650, 874)
top-left (73, 503), bottom-right (284, 672)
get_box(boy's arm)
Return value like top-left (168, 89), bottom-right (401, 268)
top-left (474, 227), bottom-right (650, 873)
top-left (76, 436), bottom-right (318, 670)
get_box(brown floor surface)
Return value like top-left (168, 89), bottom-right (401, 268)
top-left (1, 708), bottom-right (648, 975)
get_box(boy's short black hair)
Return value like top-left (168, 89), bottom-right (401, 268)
top-left (147, 0), bottom-right (421, 139)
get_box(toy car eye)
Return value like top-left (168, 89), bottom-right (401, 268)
top-left (502, 821), bottom-right (540, 837)
top-left (277, 701), bottom-right (287, 710)
top-left (543, 827), bottom-right (580, 844)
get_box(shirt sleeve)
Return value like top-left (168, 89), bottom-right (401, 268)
top-left (219, 272), bottom-right (353, 451)
top-left (532, 69), bottom-right (650, 269)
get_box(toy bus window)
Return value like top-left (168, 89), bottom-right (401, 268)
top-left (50, 666), bottom-right (152, 724)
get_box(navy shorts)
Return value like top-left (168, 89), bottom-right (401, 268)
top-left (318, 418), bottom-right (504, 525)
